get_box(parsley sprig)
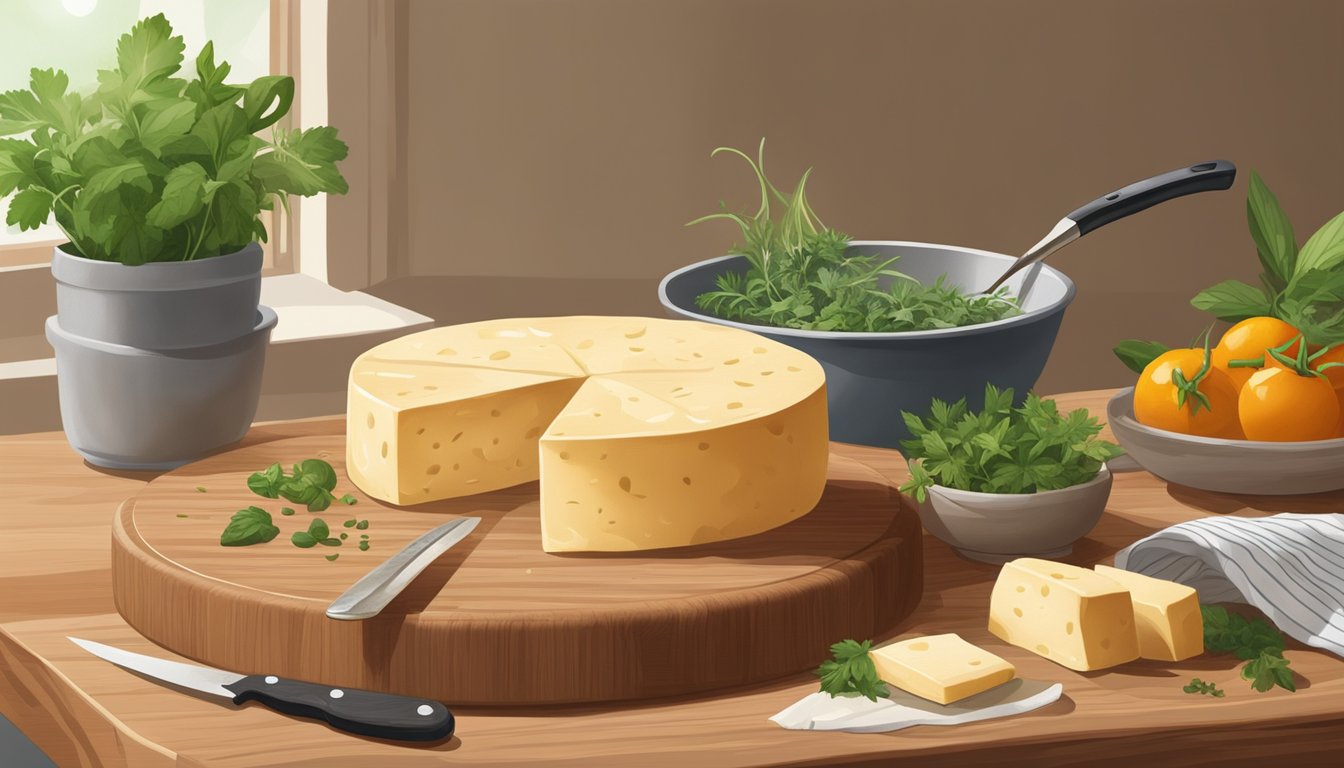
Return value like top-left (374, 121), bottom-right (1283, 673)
top-left (815, 639), bottom-right (888, 702)
top-left (1202, 605), bottom-right (1296, 693)
top-left (898, 384), bottom-right (1124, 500)
top-left (248, 458), bottom-right (350, 511)
top-left (1183, 677), bottom-right (1226, 698)
top-left (689, 140), bottom-right (1020, 333)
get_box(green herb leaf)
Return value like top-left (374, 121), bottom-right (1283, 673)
top-left (290, 531), bottom-right (317, 548)
top-left (319, 538), bottom-right (342, 547)
top-left (247, 463), bottom-right (284, 498)
top-left (5, 187), bottom-right (51, 230)
top-left (325, 553), bottom-right (340, 562)
top-left (219, 506), bottom-right (279, 547)
top-left (815, 639), bottom-right (888, 702)
top-left (1246, 171), bottom-right (1297, 290)
top-left (307, 517), bottom-right (330, 540)
top-left (358, 540), bottom-right (370, 551)
top-left (1190, 280), bottom-right (1273, 322)
top-left (338, 494), bottom-right (358, 505)
top-left (1182, 677), bottom-right (1226, 698)
top-left (1112, 339), bottom-right (1171, 374)
top-left (1201, 605), bottom-right (1296, 693)
top-left (355, 519), bottom-right (369, 530)
top-left (195, 486), bottom-right (206, 493)
top-left (343, 518), bottom-right (357, 528)
top-left (1294, 209), bottom-right (1344, 277)
top-left (279, 507), bottom-right (295, 516)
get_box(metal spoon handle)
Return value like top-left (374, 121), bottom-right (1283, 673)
top-left (326, 516), bottom-right (481, 620)
top-left (985, 160), bottom-right (1237, 294)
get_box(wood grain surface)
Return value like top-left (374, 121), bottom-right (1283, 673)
top-left (2, 390), bottom-right (1344, 767)
top-left (111, 439), bottom-right (922, 705)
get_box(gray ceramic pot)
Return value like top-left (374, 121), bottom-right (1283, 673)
top-left (658, 242), bottom-right (1075, 448)
top-left (912, 465), bottom-right (1113, 564)
top-left (51, 243), bottom-right (263, 349)
top-left (45, 307), bottom-right (277, 470)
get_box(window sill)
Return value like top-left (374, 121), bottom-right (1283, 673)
top-left (0, 274), bottom-right (432, 435)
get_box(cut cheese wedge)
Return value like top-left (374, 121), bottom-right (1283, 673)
top-left (871, 634), bottom-right (1015, 705)
top-left (346, 317), bottom-right (828, 552)
top-left (988, 558), bottom-right (1140, 671)
top-left (1094, 564), bottom-right (1203, 662)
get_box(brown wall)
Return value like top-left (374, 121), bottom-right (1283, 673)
top-left (397, 0), bottom-right (1344, 393)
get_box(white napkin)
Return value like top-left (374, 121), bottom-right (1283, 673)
top-left (770, 679), bottom-right (1063, 733)
top-left (1115, 512), bottom-right (1344, 658)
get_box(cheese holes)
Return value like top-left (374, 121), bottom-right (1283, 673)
top-left (492, 437), bottom-right (500, 445)
top-left (432, 442), bottom-right (441, 449)
top-left (787, 365), bottom-right (801, 372)
top-left (698, 442), bottom-right (710, 451)
top-left (489, 350), bottom-right (510, 360)
top-left (1015, 585), bottom-right (1025, 593)
top-left (397, 391), bottom-right (409, 397)
top-left (1065, 622), bottom-right (1074, 635)
top-left (752, 347), bottom-right (767, 354)
top-left (692, 351), bottom-right (703, 358)
top-left (907, 642), bottom-right (929, 652)
top-left (472, 447), bottom-right (486, 460)
top-left (424, 385), bottom-right (438, 391)
top-left (766, 422), bottom-right (784, 436)
top-left (559, 452), bottom-right (570, 460)
top-left (727, 402), bottom-right (743, 410)
top-left (734, 380), bottom-right (753, 387)
top-left (490, 409), bottom-right (501, 417)
top-left (576, 339), bottom-right (594, 349)
top-left (723, 358), bottom-right (740, 366)
top-left (380, 442), bottom-right (388, 458)
top-left (366, 414), bottom-right (375, 429)
top-left (438, 347), bottom-right (456, 356)
top-left (628, 346), bottom-right (645, 353)
top-left (524, 426), bottom-right (542, 438)
top-left (760, 370), bottom-right (774, 376)
top-left (452, 431), bottom-right (463, 442)
top-left (1100, 638), bottom-right (1111, 650)
top-left (624, 327), bottom-right (646, 339)
top-left (627, 396), bottom-right (640, 402)
top-left (452, 463), bottom-right (460, 471)
top-left (1040, 586), bottom-right (1050, 597)
top-left (618, 476), bottom-right (632, 493)
top-left (1035, 644), bottom-right (1049, 655)
top-left (682, 477), bottom-right (691, 485)
top-left (1013, 608), bottom-right (1023, 617)
top-left (968, 660), bottom-right (982, 666)
top-left (426, 464), bottom-right (441, 475)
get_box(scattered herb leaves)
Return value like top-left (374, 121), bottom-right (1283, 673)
top-left (690, 140), bottom-right (1020, 333)
top-left (176, 513), bottom-right (189, 518)
top-left (898, 384), bottom-right (1124, 500)
top-left (1183, 678), bottom-right (1225, 697)
top-left (343, 518), bottom-right (356, 528)
top-left (338, 494), bottom-right (357, 505)
top-left (339, 532), bottom-right (348, 540)
top-left (279, 507), bottom-right (295, 516)
top-left (291, 531), bottom-right (316, 548)
top-left (355, 519), bottom-right (369, 530)
top-left (816, 639), bottom-right (888, 702)
top-left (325, 553), bottom-right (339, 562)
top-left (246, 458), bottom-right (343, 511)
top-left (1202, 605), bottom-right (1296, 693)
top-left (219, 506), bottom-right (279, 546)
top-left (195, 486), bottom-right (207, 493)
top-left (358, 540), bottom-right (369, 551)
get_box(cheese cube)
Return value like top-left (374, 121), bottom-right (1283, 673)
top-left (870, 634), bottom-right (1015, 705)
top-left (1094, 565), bottom-right (1203, 662)
top-left (988, 558), bottom-right (1139, 671)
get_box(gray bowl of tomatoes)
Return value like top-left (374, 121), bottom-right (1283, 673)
top-left (1109, 316), bottom-right (1344, 495)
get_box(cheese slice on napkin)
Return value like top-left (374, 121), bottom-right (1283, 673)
top-left (1114, 512), bottom-right (1344, 658)
top-left (769, 679), bottom-right (1062, 733)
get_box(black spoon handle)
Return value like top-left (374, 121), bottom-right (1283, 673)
top-left (1067, 160), bottom-right (1236, 235)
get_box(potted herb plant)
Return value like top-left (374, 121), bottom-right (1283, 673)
top-left (898, 384), bottom-right (1124, 563)
top-left (0, 15), bottom-right (348, 469)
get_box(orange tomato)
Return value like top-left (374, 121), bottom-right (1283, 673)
top-left (1211, 316), bottom-right (1302, 390)
top-left (1269, 343), bottom-right (1344, 390)
top-left (1135, 348), bottom-right (1241, 438)
top-left (1239, 367), bottom-right (1340, 442)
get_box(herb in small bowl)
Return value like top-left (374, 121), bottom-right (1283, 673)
top-left (688, 140), bottom-right (1020, 333)
top-left (898, 385), bottom-right (1124, 563)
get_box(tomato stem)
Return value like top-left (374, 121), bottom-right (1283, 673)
top-left (1173, 335), bottom-right (1215, 414)
top-left (1227, 356), bottom-right (1265, 369)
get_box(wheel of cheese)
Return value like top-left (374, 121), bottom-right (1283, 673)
top-left (346, 316), bottom-right (829, 552)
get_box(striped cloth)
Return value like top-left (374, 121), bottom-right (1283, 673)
top-left (1115, 513), bottom-right (1344, 658)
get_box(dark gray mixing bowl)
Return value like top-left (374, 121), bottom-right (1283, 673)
top-left (658, 241), bottom-right (1076, 448)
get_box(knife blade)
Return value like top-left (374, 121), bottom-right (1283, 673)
top-left (326, 516), bottom-right (480, 621)
top-left (69, 637), bottom-right (454, 741)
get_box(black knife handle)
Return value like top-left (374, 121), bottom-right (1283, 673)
top-left (1067, 160), bottom-right (1236, 235)
top-left (224, 675), bottom-right (454, 742)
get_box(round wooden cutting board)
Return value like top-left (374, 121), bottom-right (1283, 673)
top-left (111, 435), bottom-right (922, 705)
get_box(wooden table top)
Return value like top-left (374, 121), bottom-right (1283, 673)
top-left (3, 388), bottom-right (1343, 767)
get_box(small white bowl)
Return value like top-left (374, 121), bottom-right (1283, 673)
top-left (911, 466), bottom-right (1113, 564)
top-left (1107, 388), bottom-right (1344, 495)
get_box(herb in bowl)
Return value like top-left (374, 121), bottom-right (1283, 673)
top-left (689, 140), bottom-right (1020, 333)
top-left (899, 384), bottom-right (1124, 500)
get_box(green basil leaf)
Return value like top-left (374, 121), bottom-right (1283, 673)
top-left (1245, 171), bottom-right (1297, 289)
top-left (1112, 339), bottom-right (1171, 374)
top-left (1190, 280), bottom-right (1272, 322)
top-left (307, 517), bottom-right (330, 540)
top-left (290, 531), bottom-right (317, 548)
top-left (1294, 209), bottom-right (1344, 277)
top-left (220, 506), bottom-right (278, 547)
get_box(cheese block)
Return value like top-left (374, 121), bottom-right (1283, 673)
top-left (346, 317), bottom-right (829, 552)
top-left (870, 634), bottom-right (1015, 705)
top-left (988, 558), bottom-right (1140, 671)
top-left (1094, 564), bottom-right (1203, 662)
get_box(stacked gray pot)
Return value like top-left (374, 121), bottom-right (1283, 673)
top-left (45, 243), bottom-right (277, 470)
